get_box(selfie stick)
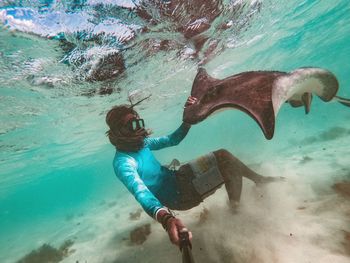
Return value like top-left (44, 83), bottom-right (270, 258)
top-left (179, 228), bottom-right (195, 263)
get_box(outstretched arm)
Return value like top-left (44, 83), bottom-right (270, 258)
top-left (145, 122), bottom-right (191, 150)
top-left (114, 157), bottom-right (164, 218)
top-left (145, 96), bottom-right (197, 151)
top-left (114, 157), bottom-right (192, 246)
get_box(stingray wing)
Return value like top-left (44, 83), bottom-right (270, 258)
top-left (184, 69), bottom-right (285, 139)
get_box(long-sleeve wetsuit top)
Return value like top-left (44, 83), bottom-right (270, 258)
top-left (113, 123), bottom-right (190, 218)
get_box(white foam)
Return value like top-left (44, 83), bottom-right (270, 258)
top-left (0, 7), bottom-right (137, 41)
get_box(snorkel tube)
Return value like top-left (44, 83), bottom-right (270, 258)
top-left (179, 229), bottom-right (195, 263)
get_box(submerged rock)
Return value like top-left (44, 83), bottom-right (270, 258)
top-left (198, 207), bottom-right (210, 225)
top-left (319, 127), bottom-right (350, 141)
top-left (65, 46), bottom-right (126, 82)
top-left (16, 240), bottom-right (74, 263)
top-left (136, 0), bottom-right (222, 39)
top-left (302, 126), bottom-right (350, 145)
top-left (59, 39), bottom-right (77, 54)
top-left (333, 181), bottom-right (350, 198)
top-left (300, 156), bottom-right (313, 164)
top-left (129, 208), bottom-right (143, 220)
top-left (81, 86), bottom-right (120, 97)
top-left (129, 224), bottom-right (151, 245)
top-left (343, 230), bottom-right (350, 255)
top-left (85, 51), bottom-right (125, 82)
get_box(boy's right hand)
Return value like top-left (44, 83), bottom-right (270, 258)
top-left (184, 96), bottom-right (198, 108)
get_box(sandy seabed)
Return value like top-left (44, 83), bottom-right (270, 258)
top-left (52, 127), bottom-right (350, 263)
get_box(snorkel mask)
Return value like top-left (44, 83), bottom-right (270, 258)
top-left (119, 112), bottom-right (145, 133)
top-left (127, 118), bottom-right (145, 132)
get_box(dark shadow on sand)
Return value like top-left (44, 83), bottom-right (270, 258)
top-left (16, 240), bottom-right (74, 263)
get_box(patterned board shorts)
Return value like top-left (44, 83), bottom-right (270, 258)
top-left (173, 152), bottom-right (224, 210)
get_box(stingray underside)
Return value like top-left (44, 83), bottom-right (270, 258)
top-left (272, 67), bottom-right (339, 115)
top-left (184, 69), bottom-right (286, 139)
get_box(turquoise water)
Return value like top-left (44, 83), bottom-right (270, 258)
top-left (1, 1), bottom-right (350, 262)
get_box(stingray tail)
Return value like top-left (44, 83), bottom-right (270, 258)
top-left (334, 96), bottom-right (350, 107)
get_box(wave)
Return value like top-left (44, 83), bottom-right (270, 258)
top-left (0, 0), bottom-right (261, 81)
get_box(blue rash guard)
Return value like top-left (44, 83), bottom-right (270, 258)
top-left (113, 123), bottom-right (190, 218)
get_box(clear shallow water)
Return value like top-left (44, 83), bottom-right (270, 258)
top-left (1, 0), bottom-right (350, 262)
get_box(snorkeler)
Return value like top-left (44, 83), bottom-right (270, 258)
top-left (105, 96), bottom-right (276, 246)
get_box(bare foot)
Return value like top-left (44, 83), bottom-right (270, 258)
top-left (255, 176), bottom-right (285, 185)
top-left (228, 200), bottom-right (240, 214)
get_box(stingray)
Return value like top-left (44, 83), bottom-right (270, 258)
top-left (183, 67), bottom-right (349, 139)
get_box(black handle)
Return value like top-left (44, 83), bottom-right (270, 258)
top-left (179, 229), bottom-right (195, 263)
